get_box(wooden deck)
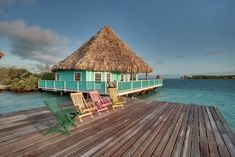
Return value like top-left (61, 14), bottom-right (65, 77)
top-left (0, 99), bottom-right (235, 157)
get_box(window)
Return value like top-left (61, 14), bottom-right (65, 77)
top-left (74, 72), bottom-right (81, 81)
top-left (55, 73), bottom-right (60, 81)
top-left (106, 73), bottom-right (111, 82)
top-left (95, 73), bottom-right (102, 83)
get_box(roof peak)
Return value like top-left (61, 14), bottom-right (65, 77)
top-left (102, 25), bottom-right (112, 29)
top-left (52, 26), bottom-right (152, 73)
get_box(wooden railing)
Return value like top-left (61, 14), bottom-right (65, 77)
top-left (38, 79), bottom-right (163, 94)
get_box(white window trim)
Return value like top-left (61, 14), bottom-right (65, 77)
top-left (74, 72), bottom-right (82, 81)
top-left (94, 72), bottom-right (102, 82)
top-left (55, 73), bottom-right (60, 81)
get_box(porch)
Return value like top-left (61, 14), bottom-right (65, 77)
top-left (38, 79), bottom-right (163, 95)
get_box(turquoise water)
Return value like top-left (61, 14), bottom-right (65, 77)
top-left (0, 79), bottom-right (235, 131)
top-left (0, 92), bottom-right (71, 115)
top-left (138, 79), bottom-right (235, 131)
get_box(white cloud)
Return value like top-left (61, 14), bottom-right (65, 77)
top-left (0, 20), bottom-right (69, 64)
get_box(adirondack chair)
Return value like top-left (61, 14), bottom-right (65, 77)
top-left (70, 92), bottom-right (95, 122)
top-left (89, 91), bottom-right (110, 115)
top-left (108, 88), bottom-right (126, 110)
top-left (44, 98), bottom-right (77, 135)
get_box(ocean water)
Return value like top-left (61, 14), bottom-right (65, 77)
top-left (0, 79), bottom-right (235, 131)
top-left (138, 79), bottom-right (235, 131)
top-left (0, 92), bottom-right (71, 115)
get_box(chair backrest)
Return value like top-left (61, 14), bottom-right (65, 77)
top-left (70, 92), bottom-right (87, 112)
top-left (44, 98), bottom-right (70, 124)
top-left (108, 88), bottom-right (119, 102)
top-left (89, 91), bottom-right (102, 103)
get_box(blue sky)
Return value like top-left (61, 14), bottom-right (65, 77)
top-left (0, 0), bottom-right (235, 77)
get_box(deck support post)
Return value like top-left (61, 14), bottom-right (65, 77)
top-left (60, 91), bottom-right (63, 96)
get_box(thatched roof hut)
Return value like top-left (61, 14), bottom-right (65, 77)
top-left (52, 26), bottom-right (152, 73)
top-left (0, 51), bottom-right (4, 59)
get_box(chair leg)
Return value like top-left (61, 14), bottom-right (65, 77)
top-left (63, 126), bottom-right (69, 135)
top-left (97, 110), bottom-right (102, 115)
top-left (79, 116), bottom-right (83, 122)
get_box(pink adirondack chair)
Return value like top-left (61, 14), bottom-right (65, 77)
top-left (89, 91), bottom-right (110, 115)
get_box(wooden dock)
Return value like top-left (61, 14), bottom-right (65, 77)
top-left (0, 85), bottom-right (10, 92)
top-left (0, 98), bottom-right (234, 157)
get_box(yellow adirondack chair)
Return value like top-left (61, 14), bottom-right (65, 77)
top-left (70, 92), bottom-right (95, 122)
top-left (108, 88), bottom-right (126, 110)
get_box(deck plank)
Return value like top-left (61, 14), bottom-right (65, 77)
top-left (198, 106), bottom-right (210, 157)
top-left (131, 103), bottom-right (179, 157)
top-left (206, 107), bottom-right (231, 157)
top-left (55, 101), bottom-right (163, 157)
top-left (0, 99), bottom-right (234, 157)
top-left (4, 100), bottom-right (145, 156)
top-left (140, 104), bottom-right (183, 156)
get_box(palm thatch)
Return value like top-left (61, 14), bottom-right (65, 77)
top-left (52, 26), bottom-right (152, 73)
top-left (0, 51), bottom-right (4, 59)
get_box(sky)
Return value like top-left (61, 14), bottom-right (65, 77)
top-left (0, 0), bottom-right (235, 78)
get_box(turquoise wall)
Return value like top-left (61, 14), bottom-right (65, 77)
top-left (58, 70), bottom-right (86, 81)
top-left (57, 70), bottom-right (138, 82)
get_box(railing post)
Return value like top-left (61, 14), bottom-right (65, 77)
top-left (64, 81), bottom-right (66, 91)
top-left (131, 81), bottom-right (133, 91)
top-left (141, 80), bottom-right (142, 88)
top-left (76, 81), bottom-right (79, 91)
top-left (104, 82), bottom-right (107, 94)
top-left (38, 81), bottom-right (40, 88)
top-left (53, 81), bottom-right (55, 90)
top-left (116, 81), bottom-right (119, 91)
top-left (45, 81), bottom-right (47, 90)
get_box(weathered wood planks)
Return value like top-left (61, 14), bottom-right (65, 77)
top-left (0, 99), bottom-right (234, 157)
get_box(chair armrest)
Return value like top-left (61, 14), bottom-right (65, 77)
top-left (64, 107), bottom-right (79, 119)
top-left (118, 96), bottom-right (126, 103)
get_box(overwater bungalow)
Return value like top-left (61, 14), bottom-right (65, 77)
top-left (38, 26), bottom-right (163, 95)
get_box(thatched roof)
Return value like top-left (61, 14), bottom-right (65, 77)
top-left (0, 51), bottom-right (4, 59)
top-left (52, 26), bottom-right (152, 73)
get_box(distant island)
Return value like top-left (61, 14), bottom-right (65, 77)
top-left (181, 75), bottom-right (235, 80)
